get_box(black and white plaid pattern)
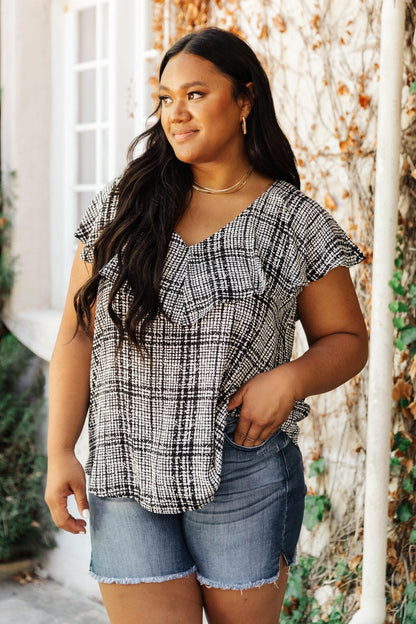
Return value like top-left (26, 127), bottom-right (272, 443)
top-left (75, 179), bottom-right (364, 514)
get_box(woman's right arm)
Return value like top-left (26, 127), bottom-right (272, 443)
top-left (45, 242), bottom-right (95, 534)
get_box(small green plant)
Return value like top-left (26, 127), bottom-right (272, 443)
top-left (309, 457), bottom-right (326, 477)
top-left (389, 265), bottom-right (416, 357)
top-left (0, 143), bottom-right (54, 561)
top-left (387, 225), bottom-right (416, 621)
top-left (304, 493), bottom-right (331, 531)
top-left (0, 333), bottom-right (56, 561)
top-left (281, 556), bottom-right (359, 623)
top-left (397, 582), bottom-right (416, 624)
top-left (281, 556), bottom-right (317, 623)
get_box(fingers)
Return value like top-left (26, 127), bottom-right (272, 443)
top-left (73, 483), bottom-right (90, 521)
top-left (46, 491), bottom-right (88, 534)
top-left (227, 387), bottom-right (244, 411)
top-left (233, 420), bottom-right (273, 447)
top-left (45, 453), bottom-right (90, 535)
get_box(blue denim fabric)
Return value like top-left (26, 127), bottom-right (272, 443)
top-left (89, 416), bottom-right (306, 590)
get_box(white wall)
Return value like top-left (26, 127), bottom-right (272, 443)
top-left (1, 0), bottom-right (62, 356)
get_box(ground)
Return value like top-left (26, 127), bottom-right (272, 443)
top-left (0, 575), bottom-right (109, 624)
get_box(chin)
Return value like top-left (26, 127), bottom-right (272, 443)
top-left (173, 151), bottom-right (202, 165)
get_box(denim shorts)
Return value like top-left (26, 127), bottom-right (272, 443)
top-left (88, 416), bottom-right (306, 590)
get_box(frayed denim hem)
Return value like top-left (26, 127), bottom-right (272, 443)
top-left (196, 572), bottom-right (281, 591)
top-left (196, 554), bottom-right (293, 591)
top-left (90, 565), bottom-right (197, 585)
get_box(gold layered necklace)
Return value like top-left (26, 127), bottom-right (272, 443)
top-left (192, 166), bottom-right (254, 194)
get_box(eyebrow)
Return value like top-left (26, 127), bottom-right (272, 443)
top-left (158, 81), bottom-right (209, 92)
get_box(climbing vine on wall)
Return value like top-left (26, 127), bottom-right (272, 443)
top-left (150, 1), bottom-right (416, 621)
top-left (386, 5), bottom-right (416, 621)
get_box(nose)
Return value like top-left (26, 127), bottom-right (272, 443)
top-left (170, 99), bottom-right (191, 123)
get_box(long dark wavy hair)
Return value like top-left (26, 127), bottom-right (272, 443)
top-left (74, 27), bottom-right (300, 357)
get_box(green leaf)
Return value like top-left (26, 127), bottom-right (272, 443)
top-left (406, 601), bottom-right (416, 622)
top-left (410, 81), bottom-right (416, 94)
top-left (393, 270), bottom-right (403, 281)
top-left (395, 338), bottom-right (405, 351)
top-left (398, 302), bottom-right (409, 312)
top-left (402, 477), bottom-right (413, 493)
top-left (410, 529), bottom-right (416, 545)
top-left (303, 494), bottom-right (331, 531)
top-left (392, 432), bottom-right (411, 452)
top-left (409, 284), bottom-right (416, 297)
top-left (397, 503), bottom-right (412, 523)
top-left (389, 301), bottom-right (399, 313)
top-left (393, 317), bottom-right (405, 330)
top-left (335, 560), bottom-right (349, 579)
top-left (309, 457), bottom-right (326, 477)
top-left (400, 325), bottom-right (416, 346)
top-left (405, 582), bottom-right (416, 599)
top-left (388, 278), bottom-right (406, 296)
top-left (390, 457), bottom-right (402, 475)
top-left (411, 466), bottom-right (416, 479)
top-left (394, 257), bottom-right (402, 268)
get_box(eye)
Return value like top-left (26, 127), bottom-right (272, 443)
top-left (158, 95), bottom-right (172, 105)
top-left (188, 91), bottom-right (204, 101)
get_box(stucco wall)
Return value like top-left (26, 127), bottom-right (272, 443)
top-left (2, 0), bottom-right (52, 313)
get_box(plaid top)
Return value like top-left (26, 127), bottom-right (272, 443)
top-left (75, 178), bottom-right (364, 514)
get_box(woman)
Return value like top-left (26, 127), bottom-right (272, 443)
top-left (45, 28), bottom-right (368, 624)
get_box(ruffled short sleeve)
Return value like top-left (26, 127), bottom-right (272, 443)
top-left (74, 177), bottom-right (120, 263)
top-left (291, 191), bottom-right (365, 286)
top-left (257, 182), bottom-right (365, 308)
top-left (278, 185), bottom-right (365, 300)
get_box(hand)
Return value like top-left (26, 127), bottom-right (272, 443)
top-left (45, 451), bottom-right (90, 534)
top-left (226, 366), bottom-right (297, 447)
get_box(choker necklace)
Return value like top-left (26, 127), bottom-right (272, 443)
top-left (192, 166), bottom-right (254, 194)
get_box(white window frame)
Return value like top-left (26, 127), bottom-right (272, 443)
top-left (50, 0), bottom-right (154, 309)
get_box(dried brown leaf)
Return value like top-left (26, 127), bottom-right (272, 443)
top-left (349, 554), bottom-right (363, 571)
top-left (408, 401), bottom-right (416, 419)
top-left (338, 84), bottom-right (349, 96)
top-left (392, 378), bottom-right (413, 402)
top-left (409, 356), bottom-right (416, 383)
top-left (259, 24), bottom-right (269, 40)
top-left (273, 14), bottom-right (286, 33)
top-left (311, 15), bottom-right (319, 30)
top-left (325, 194), bottom-right (338, 211)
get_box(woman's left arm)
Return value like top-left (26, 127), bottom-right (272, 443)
top-left (227, 266), bottom-right (368, 446)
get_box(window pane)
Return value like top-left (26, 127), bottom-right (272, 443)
top-left (78, 7), bottom-right (96, 63)
top-left (77, 191), bottom-right (96, 226)
top-left (102, 67), bottom-right (109, 121)
top-left (101, 3), bottom-right (109, 58)
top-left (101, 129), bottom-right (109, 182)
top-left (77, 131), bottom-right (96, 184)
top-left (78, 69), bottom-right (96, 123)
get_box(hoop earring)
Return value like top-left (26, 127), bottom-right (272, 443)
top-left (241, 116), bottom-right (247, 135)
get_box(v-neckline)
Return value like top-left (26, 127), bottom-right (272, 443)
top-left (172, 179), bottom-right (280, 250)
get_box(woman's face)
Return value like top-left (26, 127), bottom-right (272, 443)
top-left (159, 52), bottom-right (248, 167)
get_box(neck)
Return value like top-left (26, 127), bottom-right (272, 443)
top-left (191, 160), bottom-right (252, 190)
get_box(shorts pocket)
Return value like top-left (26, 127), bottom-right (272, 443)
top-left (223, 416), bottom-right (280, 452)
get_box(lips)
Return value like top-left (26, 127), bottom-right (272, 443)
top-left (172, 129), bottom-right (198, 143)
